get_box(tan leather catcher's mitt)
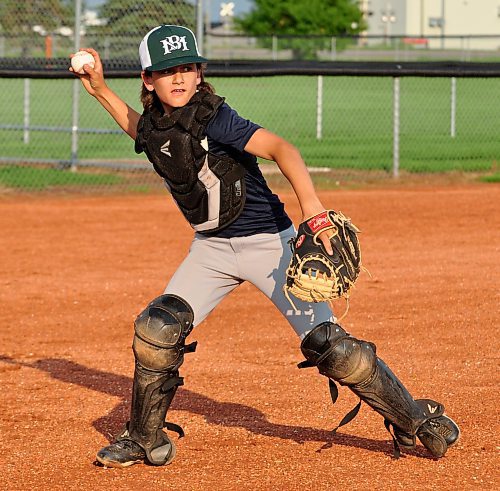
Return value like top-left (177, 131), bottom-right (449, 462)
top-left (284, 210), bottom-right (362, 316)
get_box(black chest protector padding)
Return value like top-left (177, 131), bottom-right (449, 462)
top-left (135, 92), bottom-right (247, 232)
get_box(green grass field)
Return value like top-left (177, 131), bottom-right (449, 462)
top-left (0, 165), bottom-right (125, 190)
top-left (0, 76), bottom-right (499, 175)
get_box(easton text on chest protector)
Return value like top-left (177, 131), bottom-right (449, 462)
top-left (135, 92), bottom-right (247, 233)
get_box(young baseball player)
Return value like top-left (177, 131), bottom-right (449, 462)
top-left (71, 25), bottom-right (459, 469)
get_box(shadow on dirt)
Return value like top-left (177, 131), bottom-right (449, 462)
top-left (0, 355), bottom-right (433, 459)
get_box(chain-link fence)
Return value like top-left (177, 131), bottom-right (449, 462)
top-left (0, 1), bottom-right (499, 192)
top-left (2, 30), bottom-right (500, 63)
top-left (1, 69), bottom-right (499, 192)
top-left (204, 34), bottom-right (500, 63)
top-left (0, 0), bottom-right (197, 58)
top-left (1, 1), bottom-right (499, 62)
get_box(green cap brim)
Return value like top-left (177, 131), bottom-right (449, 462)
top-left (147, 55), bottom-right (208, 72)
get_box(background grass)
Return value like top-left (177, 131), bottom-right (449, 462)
top-left (0, 165), bottom-right (125, 190)
top-left (0, 76), bottom-right (498, 178)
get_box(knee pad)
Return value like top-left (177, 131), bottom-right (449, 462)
top-left (133, 294), bottom-right (194, 372)
top-left (300, 321), bottom-right (377, 386)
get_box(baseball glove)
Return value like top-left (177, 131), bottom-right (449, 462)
top-left (284, 210), bottom-right (362, 318)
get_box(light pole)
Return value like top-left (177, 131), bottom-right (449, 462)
top-left (381, 2), bottom-right (396, 45)
top-left (440, 0), bottom-right (446, 49)
top-left (220, 2), bottom-right (235, 31)
top-left (420, 0), bottom-right (424, 37)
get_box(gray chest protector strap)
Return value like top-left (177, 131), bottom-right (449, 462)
top-left (117, 294), bottom-right (195, 466)
top-left (135, 92), bottom-right (247, 233)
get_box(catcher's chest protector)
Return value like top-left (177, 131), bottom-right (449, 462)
top-left (135, 92), bottom-right (247, 233)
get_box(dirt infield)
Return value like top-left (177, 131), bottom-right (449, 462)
top-left (1, 183), bottom-right (498, 490)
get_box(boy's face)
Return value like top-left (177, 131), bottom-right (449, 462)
top-left (142, 63), bottom-right (201, 113)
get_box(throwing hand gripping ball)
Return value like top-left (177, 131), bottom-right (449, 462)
top-left (71, 50), bottom-right (95, 75)
top-left (284, 210), bottom-right (362, 318)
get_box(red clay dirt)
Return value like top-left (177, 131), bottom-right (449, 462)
top-left (0, 183), bottom-right (498, 490)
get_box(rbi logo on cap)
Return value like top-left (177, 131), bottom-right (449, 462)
top-left (139, 24), bottom-right (208, 72)
top-left (161, 36), bottom-right (189, 55)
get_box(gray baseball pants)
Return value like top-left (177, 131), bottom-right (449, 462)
top-left (164, 225), bottom-right (334, 339)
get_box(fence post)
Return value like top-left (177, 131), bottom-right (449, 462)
top-left (316, 75), bottom-right (323, 140)
top-left (272, 35), bottom-right (277, 61)
top-left (330, 37), bottom-right (337, 61)
top-left (23, 78), bottom-right (30, 144)
top-left (70, 0), bottom-right (83, 171)
top-left (394, 36), bottom-right (400, 62)
top-left (104, 37), bottom-right (110, 60)
top-left (450, 77), bottom-right (456, 138)
top-left (196, 0), bottom-right (204, 56)
top-left (204, 0), bottom-right (212, 59)
top-left (393, 77), bottom-right (400, 178)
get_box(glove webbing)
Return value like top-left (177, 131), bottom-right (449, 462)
top-left (283, 264), bottom-right (353, 322)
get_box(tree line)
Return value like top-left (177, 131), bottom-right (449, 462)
top-left (0, 0), bottom-right (364, 60)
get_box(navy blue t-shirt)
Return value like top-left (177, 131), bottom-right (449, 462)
top-left (202, 102), bottom-right (292, 238)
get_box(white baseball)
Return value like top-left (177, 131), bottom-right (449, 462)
top-left (71, 51), bottom-right (95, 74)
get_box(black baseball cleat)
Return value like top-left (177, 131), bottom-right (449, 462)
top-left (417, 414), bottom-right (460, 458)
top-left (96, 439), bottom-right (146, 468)
top-left (390, 413), bottom-right (460, 458)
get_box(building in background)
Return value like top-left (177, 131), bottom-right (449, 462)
top-left (359, 0), bottom-right (500, 50)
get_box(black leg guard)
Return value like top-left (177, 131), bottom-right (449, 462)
top-left (350, 358), bottom-right (427, 435)
top-left (300, 322), bottom-right (459, 458)
top-left (118, 367), bottom-right (184, 465)
top-left (117, 294), bottom-right (195, 466)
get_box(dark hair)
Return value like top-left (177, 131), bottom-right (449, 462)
top-left (140, 63), bottom-right (214, 110)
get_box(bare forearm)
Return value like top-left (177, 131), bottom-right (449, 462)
top-left (94, 86), bottom-right (141, 140)
top-left (272, 142), bottom-right (325, 219)
top-left (244, 128), bottom-right (333, 250)
top-left (245, 129), bottom-right (327, 219)
top-left (70, 49), bottom-right (141, 139)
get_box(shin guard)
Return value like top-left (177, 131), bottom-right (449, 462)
top-left (117, 294), bottom-right (195, 465)
top-left (300, 322), bottom-right (456, 458)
